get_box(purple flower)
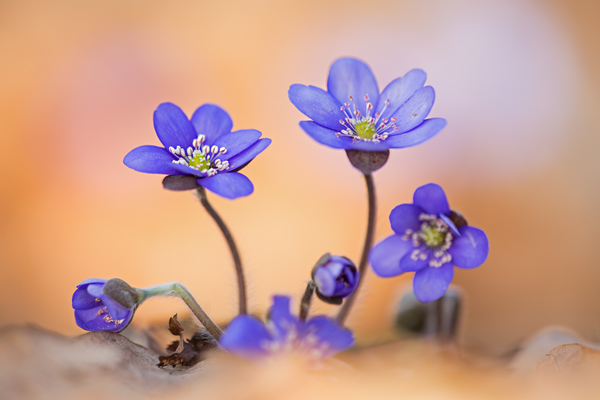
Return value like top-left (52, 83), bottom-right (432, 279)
top-left (288, 57), bottom-right (446, 151)
top-left (312, 255), bottom-right (358, 304)
top-left (124, 103), bottom-right (271, 199)
top-left (72, 279), bottom-right (136, 332)
top-left (219, 296), bottom-right (354, 359)
top-left (369, 184), bottom-right (489, 303)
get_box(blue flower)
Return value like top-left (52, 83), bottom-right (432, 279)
top-left (312, 255), bottom-right (358, 303)
top-left (369, 184), bottom-right (489, 303)
top-left (72, 279), bottom-right (136, 332)
top-left (288, 57), bottom-right (446, 151)
top-left (124, 103), bottom-right (271, 199)
top-left (219, 296), bottom-right (354, 359)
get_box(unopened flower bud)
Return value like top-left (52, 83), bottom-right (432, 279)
top-left (312, 255), bottom-right (359, 304)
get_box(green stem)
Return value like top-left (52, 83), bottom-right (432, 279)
top-left (196, 187), bottom-right (248, 315)
top-left (142, 282), bottom-right (223, 340)
top-left (336, 173), bottom-right (376, 326)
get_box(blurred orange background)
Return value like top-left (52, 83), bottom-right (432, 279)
top-left (1, 0), bottom-right (599, 356)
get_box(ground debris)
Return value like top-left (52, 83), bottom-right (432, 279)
top-left (158, 315), bottom-right (218, 368)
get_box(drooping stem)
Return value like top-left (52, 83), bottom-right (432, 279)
top-left (142, 282), bottom-right (223, 340)
top-left (299, 281), bottom-right (316, 321)
top-left (196, 187), bottom-right (247, 315)
top-left (336, 173), bottom-right (376, 325)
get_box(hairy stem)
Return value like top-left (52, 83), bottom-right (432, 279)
top-left (197, 187), bottom-right (247, 315)
top-left (299, 281), bottom-right (316, 321)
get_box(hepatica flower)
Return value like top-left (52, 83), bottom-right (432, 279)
top-left (220, 296), bottom-right (353, 360)
top-left (369, 184), bottom-right (489, 303)
top-left (72, 279), bottom-right (138, 332)
top-left (288, 57), bottom-right (446, 151)
top-left (124, 103), bottom-right (271, 199)
top-left (312, 255), bottom-right (359, 304)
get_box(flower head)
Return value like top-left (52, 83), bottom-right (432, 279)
top-left (124, 103), bottom-right (271, 199)
top-left (312, 254), bottom-right (358, 304)
top-left (72, 278), bottom-right (140, 332)
top-left (369, 183), bottom-right (489, 303)
top-left (288, 57), bottom-right (446, 151)
top-left (219, 296), bottom-right (353, 360)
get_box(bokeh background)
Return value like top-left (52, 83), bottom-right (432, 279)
top-left (1, 0), bottom-right (599, 356)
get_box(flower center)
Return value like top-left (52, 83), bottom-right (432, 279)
top-left (401, 213), bottom-right (454, 268)
top-left (337, 95), bottom-right (399, 143)
top-left (169, 134), bottom-right (229, 177)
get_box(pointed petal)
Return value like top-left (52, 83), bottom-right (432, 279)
top-left (268, 296), bottom-right (299, 340)
top-left (390, 86), bottom-right (435, 133)
top-left (399, 248), bottom-right (430, 272)
top-left (449, 226), bottom-right (489, 269)
top-left (153, 103), bottom-right (197, 150)
top-left (369, 234), bottom-right (413, 277)
top-left (220, 315), bottom-right (271, 357)
top-left (413, 183), bottom-right (450, 215)
top-left (226, 138), bottom-right (271, 169)
top-left (72, 287), bottom-right (100, 310)
top-left (327, 58), bottom-right (379, 114)
top-left (303, 316), bottom-right (354, 356)
top-left (198, 172), bottom-right (254, 199)
top-left (440, 213), bottom-right (460, 236)
top-left (413, 264), bottom-right (454, 303)
top-left (190, 104), bottom-right (233, 145)
top-left (123, 145), bottom-right (183, 175)
top-left (390, 204), bottom-right (423, 234)
top-left (375, 69), bottom-right (427, 121)
top-left (385, 118), bottom-right (446, 148)
top-left (298, 121), bottom-right (353, 149)
top-left (213, 129), bottom-right (261, 160)
top-left (288, 84), bottom-right (345, 131)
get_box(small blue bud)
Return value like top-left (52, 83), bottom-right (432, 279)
top-left (312, 255), bottom-right (359, 304)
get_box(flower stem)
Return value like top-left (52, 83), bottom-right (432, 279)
top-left (299, 281), bottom-right (316, 321)
top-left (142, 282), bottom-right (223, 340)
top-left (196, 187), bottom-right (247, 315)
top-left (336, 173), bottom-right (376, 326)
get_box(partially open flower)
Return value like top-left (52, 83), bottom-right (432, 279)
top-left (311, 255), bottom-right (358, 304)
top-left (369, 183), bottom-right (489, 303)
top-left (72, 278), bottom-right (142, 332)
top-left (220, 296), bottom-right (353, 360)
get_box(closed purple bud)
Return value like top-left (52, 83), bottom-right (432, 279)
top-left (312, 255), bottom-right (359, 304)
top-left (72, 278), bottom-right (141, 333)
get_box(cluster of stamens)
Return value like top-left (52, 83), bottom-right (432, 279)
top-left (94, 303), bottom-right (126, 326)
top-left (401, 213), bottom-right (454, 268)
top-left (260, 322), bottom-right (330, 360)
top-left (337, 94), bottom-right (398, 143)
top-left (169, 134), bottom-right (229, 177)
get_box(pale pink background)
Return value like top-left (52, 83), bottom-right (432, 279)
top-left (1, 0), bottom-right (599, 355)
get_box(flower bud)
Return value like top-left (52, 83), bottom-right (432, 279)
top-left (312, 255), bottom-right (359, 304)
top-left (72, 278), bottom-right (142, 333)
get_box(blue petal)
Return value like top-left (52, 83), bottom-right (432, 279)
top-left (390, 204), bottom-right (423, 235)
top-left (375, 69), bottom-right (427, 122)
top-left (101, 295), bottom-right (132, 320)
top-left (390, 86), bottom-right (435, 133)
top-left (385, 118), bottom-right (447, 148)
top-left (153, 103), bottom-right (198, 150)
top-left (288, 85), bottom-right (345, 131)
top-left (74, 307), bottom-right (132, 332)
top-left (448, 226), bottom-right (489, 269)
top-left (268, 296), bottom-right (299, 340)
top-left (369, 234), bottom-right (413, 277)
top-left (169, 163), bottom-right (204, 177)
top-left (76, 278), bottom-right (108, 287)
top-left (226, 138), bottom-right (271, 170)
top-left (439, 213), bottom-right (460, 236)
top-left (413, 183), bottom-right (450, 215)
top-left (298, 121), bottom-right (355, 149)
top-left (72, 287), bottom-right (100, 310)
top-left (345, 140), bottom-right (391, 152)
top-left (123, 145), bottom-right (183, 175)
top-left (399, 248), bottom-right (430, 272)
top-left (198, 172), bottom-right (254, 199)
top-left (413, 264), bottom-right (454, 303)
top-left (327, 58), bottom-right (379, 116)
top-left (303, 316), bottom-right (354, 356)
top-left (213, 129), bottom-right (261, 161)
top-left (314, 267), bottom-right (336, 297)
top-left (219, 315), bottom-right (271, 357)
top-left (86, 283), bottom-right (105, 298)
top-left (190, 104), bottom-right (233, 146)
